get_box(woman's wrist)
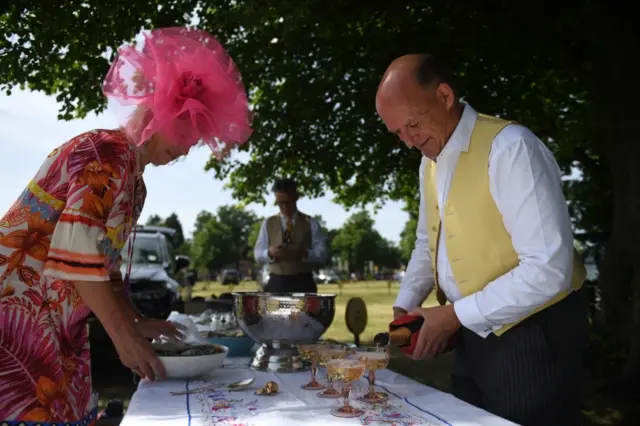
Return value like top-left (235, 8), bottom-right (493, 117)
top-left (102, 309), bottom-right (140, 343)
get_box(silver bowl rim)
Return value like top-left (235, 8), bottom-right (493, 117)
top-left (231, 292), bottom-right (337, 300)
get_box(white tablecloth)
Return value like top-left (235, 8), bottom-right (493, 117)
top-left (120, 357), bottom-right (517, 426)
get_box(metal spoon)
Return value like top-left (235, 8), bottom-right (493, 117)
top-left (170, 378), bottom-right (255, 396)
top-left (227, 377), bottom-right (255, 391)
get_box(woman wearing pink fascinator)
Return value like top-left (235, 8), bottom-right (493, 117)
top-left (0, 27), bottom-right (252, 425)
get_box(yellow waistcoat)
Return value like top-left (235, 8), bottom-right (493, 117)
top-left (424, 113), bottom-right (585, 336)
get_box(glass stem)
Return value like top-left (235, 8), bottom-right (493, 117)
top-left (327, 375), bottom-right (333, 389)
top-left (342, 383), bottom-right (352, 409)
top-left (368, 370), bottom-right (376, 395)
top-left (311, 362), bottom-right (317, 381)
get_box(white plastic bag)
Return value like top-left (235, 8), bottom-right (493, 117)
top-left (164, 311), bottom-right (210, 345)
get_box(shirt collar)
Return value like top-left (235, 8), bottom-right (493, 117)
top-left (438, 103), bottom-right (478, 158)
top-left (280, 211), bottom-right (298, 223)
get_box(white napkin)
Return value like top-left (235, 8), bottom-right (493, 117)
top-left (165, 311), bottom-right (210, 345)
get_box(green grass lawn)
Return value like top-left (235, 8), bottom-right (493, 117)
top-left (188, 280), bottom-right (454, 393)
top-left (190, 280), bottom-right (440, 344)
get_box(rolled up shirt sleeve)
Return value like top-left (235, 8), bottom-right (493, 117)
top-left (43, 137), bottom-right (127, 282)
top-left (253, 219), bottom-right (272, 264)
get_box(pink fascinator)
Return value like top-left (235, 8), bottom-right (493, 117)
top-left (102, 27), bottom-right (253, 156)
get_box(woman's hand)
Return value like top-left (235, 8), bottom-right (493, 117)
top-left (111, 327), bottom-right (167, 381)
top-left (135, 318), bottom-right (185, 341)
top-left (72, 280), bottom-right (167, 381)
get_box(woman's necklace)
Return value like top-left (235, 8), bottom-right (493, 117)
top-left (123, 149), bottom-right (141, 291)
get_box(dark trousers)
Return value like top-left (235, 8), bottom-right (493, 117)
top-left (264, 272), bottom-right (317, 293)
top-left (452, 289), bottom-right (589, 426)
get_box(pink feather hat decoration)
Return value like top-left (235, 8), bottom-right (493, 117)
top-left (102, 27), bottom-right (253, 157)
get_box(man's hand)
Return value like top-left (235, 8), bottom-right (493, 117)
top-left (276, 247), bottom-right (303, 261)
top-left (393, 307), bottom-right (408, 320)
top-left (269, 246), bottom-right (308, 261)
top-left (268, 246), bottom-right (283, 261)
top-left (285, 247), bottom-right (308, 260)
top-left (297, 247), bottom-right (309, 260)
top-left (410, 304), bottom-right (462, 360)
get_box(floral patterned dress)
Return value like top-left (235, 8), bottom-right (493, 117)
top-left (0, 129), bottom-right (146, 425)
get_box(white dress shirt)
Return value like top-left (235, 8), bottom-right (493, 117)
top-left (394, 104), bottom-right (576, 337)
top-left (254, 212), bottom-right (328, 265)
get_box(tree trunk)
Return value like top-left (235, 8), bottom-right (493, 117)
top-left (597, 237), bottom-right (632, 336)
top-left (594, 26), bottom-right (640, 378)
top-left (598, 125), bottom-right (640, 380)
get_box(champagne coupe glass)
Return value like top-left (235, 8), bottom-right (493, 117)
top-left (326, 358), bottom-right (367, 418)
top-left (316, 344), bottom-right (348, 399)
top-left (354, 346), bottom-right (390, 403)
top-left (298, 342), bottom-right (326, 390)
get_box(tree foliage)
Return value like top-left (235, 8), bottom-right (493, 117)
top-left (145, 212), bottom-right (187, 252)
top-left (332, 211), bottom-right (400, 273)
top-left (163, 213), bottom-right (186, 248)
top-left (190, 205), bottom-right (258, 273)
top-left (4, 0), bottom-right (640, 375)
top-left (399, 216), bottom-right (418, 264)
top-left (177, 207), bottom-right (400, 275)
top-left (0, 0), bottom-right (609, 212)
top-left (246, 219), bottom-right (263, 259)
top-left (312, 214), bottom-right (339, 264)
top-left (146, 215), bottom-right (163, 226)
top-left (0, 1), bottom-right (618, 272)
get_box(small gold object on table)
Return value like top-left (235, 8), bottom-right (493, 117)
top-left (316, 344), bottom-right (348, 399)
top-left (326, 358), bottom-right (367, 418)
top-left (354, 346), bottom-right (390, 403)
top-left (298, 343), bottom-right (326, 390)
top-left (255, 381), bottom-right (279, 396)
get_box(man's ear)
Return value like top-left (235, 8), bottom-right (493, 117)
top-left (436, 83), bottom-right (455, 110)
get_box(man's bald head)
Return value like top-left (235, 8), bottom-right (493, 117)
top-left (377, 54), bottom-right (457, 101)
top-left (376, 54), bottom-right (461, 160)
top-left (377, 55), bottom-right (423, 101)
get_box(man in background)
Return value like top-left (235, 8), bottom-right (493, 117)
top-left (254, 179), bottom-right (327, 293)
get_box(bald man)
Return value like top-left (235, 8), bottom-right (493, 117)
top-left (377, 54), bottom-right (588, 426)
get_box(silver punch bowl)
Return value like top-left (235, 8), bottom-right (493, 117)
top-left (232, 292), bottom-right (336, 372)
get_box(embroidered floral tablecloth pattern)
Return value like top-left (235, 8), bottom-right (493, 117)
top-left (189, 378), bottom-right (443, 426)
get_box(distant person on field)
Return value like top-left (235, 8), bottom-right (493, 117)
top-left (254, 179), bottom-right (327, 293)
